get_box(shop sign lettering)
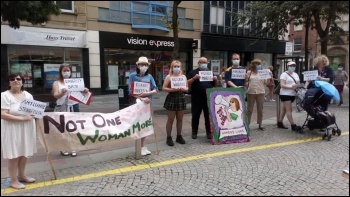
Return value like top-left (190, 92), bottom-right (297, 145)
top-left (127, 37), bottom-right (175, 47)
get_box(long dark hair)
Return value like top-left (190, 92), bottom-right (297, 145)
top-left (7, 73), bottom-right (25, 90)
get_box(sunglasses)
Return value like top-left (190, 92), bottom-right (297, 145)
top-left (10, 78), bottom-right (22, 81)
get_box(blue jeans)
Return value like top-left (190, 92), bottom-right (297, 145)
top-left (71, 104), bottom-right (80, 112)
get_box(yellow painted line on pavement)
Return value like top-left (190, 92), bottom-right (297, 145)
top-left (2, 131), bottom-right (348, 194)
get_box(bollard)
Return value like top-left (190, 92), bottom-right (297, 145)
top-left (135, 139), bottom-right (141, 159)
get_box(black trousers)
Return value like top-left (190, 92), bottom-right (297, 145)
top-left (191, 94), bottom-right (210, 133)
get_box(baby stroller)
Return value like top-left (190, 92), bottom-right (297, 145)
top-left (295, 86), bottom-right (307, 112)
top-left (300, 87), bottom-right (341, 141)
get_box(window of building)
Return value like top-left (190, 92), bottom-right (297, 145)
top-left (210, 6), bottom-right (225, 26)
top-left (7, 45), bottom-right (83, 93)
top-left (294, 25), bottom-right (302, 31)
top-left (177, 7), bottom-right (194, 30)
top-left (293, 38), bottom-right (302, 52)
top-left (55, 1), bottom-right (74, 13)
top-left (335, 14), bottom-right (349, 31)
top-left (103, 49), bottom-right (188, 89)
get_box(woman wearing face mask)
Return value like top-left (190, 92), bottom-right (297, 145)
top-left (162, 60), bottom-right (188, 146)
top-left (333, 63), bottom-right (349, 106)
top-left (128, 57), bottom-right (158, 156)
top-left (245, 59), bottom-right (272, 131)
top-left (277, 61), bottom-right (301, 132)
top-left (52, 63), bottom-right (89, 157)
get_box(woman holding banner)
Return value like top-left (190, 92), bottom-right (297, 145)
top-left (1, 73), bottom-right (37, 189)
top-left (52, 63), bottom-right (89, 157)
top-left (128, 56), bottom-right (158, 156)
top-left (162, 60), bottom-right (188, 146)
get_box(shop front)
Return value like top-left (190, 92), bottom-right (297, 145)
top-left (201, 34), bottom-right (286, 70)
top-left (99, 32), bottom-right (193, 94)
top-left (1, 26), bottom-right (89, 99)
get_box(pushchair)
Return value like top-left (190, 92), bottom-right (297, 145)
top-left (300, 87), bottom-right (341, 141)
top-left (295, 86), bottom-right (307, 112)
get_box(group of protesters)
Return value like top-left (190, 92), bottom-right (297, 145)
top-left (1, 53), bottom-right (348, 190)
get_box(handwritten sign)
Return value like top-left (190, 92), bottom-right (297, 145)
top-left (64, 78), bottom-right (85, 91)
top-left (258, 69), bottom-right (271, 80)
top-left (131, 82), bottom-right (150, 96)
top-left (69, 91), bottom-right (93, 105)
top-left (231, 69), bottom-right (246, 79)
top-left (170, 76), bottom-right (187, 88)
top-left (303, 70), bottom-right (318, 81)
top-left (17, 99), bottom-right (46, 118)
top-left (199, 71), bottom-right (213, 81)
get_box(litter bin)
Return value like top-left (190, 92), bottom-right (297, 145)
top-left (118, 85), bottom-right (130, 110)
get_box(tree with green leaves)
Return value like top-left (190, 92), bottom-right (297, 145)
top-left (232, 1), bottom-right (349, 56)
top-left (1, 1), bottom-right (60, 29)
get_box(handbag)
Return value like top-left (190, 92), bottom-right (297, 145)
top-left (274, 72), bottom-right (297, 95)
top-left (273, 83), bottom-right (281, 95)
top-left (54, 97), bottom-right (68, 112)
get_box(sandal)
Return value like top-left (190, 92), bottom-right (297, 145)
top-left (18, 176), bottom-right (35, 183)
top-left (258, 126), bottom-right (266, 131)
top-left (71, 151), bottom-right (77, 157)
top-left (10, 182), bottom-right (25, 189)
top-left (60, 151), bottom-right (69, 156)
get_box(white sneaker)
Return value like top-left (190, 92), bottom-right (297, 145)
top-left (141, 147), bottom-right (151, 156)
top-left (270, 99), bottom-right (276, 102)
top-left (264, 97), bottom-right (267, 101)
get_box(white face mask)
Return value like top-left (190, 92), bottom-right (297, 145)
top-left (62, 71), bottom-right (71, 78)
top-left (173, 67), bottom-right (181, 73)
top-left (288, 67), bottom-right (296, 72)
top-left (338, 68), bottom-right (343, 71)
top-left (139, 66), bottom-right (148, 73)
top-left (200, 64), bottom-right (208, 69)
top-left (256, 65), bottom-right (262, 70)
top-left (232, 60), bottom-right (240, 66)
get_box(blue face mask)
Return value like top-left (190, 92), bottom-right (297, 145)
top-left (200, 64), bottom-right (207, 69)
top-left (173, 67), bottom-right (180, 73)
top-left (288, 67), bottom-right (296, 72)
top-left (256, 65), bottom-right (262, 70)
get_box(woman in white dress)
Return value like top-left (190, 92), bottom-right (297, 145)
top-left (1, 73), bottom-right (37, 189)
top-left (52, 63), bottom-right (89, 157)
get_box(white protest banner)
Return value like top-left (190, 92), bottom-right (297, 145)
top-left (170, 76), bottom-right (187, 89)
top-left (258, 69), bottom-right (271, 80)
top-left (69, 91), bottom-right (93, 105)
top-left (303, 70), bottom-right (318, 81)
top-left (36, 101), bottom-right (154, 152)
top-left (199, 71), bottom-right (213, 81)
top-left (64, 78), bottom-right (85, 91)
top-left (131, 82), bottom-right (150, 96)
top-left (17, 99), bottom-right (46, 118)
top-left (231, 69), bottom-right (246, 79)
